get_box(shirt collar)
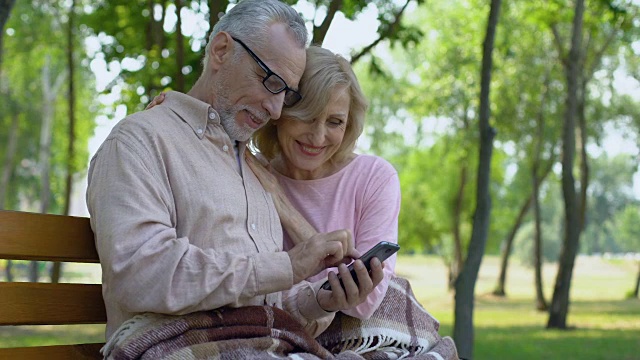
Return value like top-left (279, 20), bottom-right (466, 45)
top-left (161, 91), bottom-right (220, 140)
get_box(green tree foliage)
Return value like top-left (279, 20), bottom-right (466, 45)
top-left (79, 0), bottom-right (427, 113)
top-left (582, 153), bottom-right (639, 254)
top-left (1, 0), bottom-right (95, 213)
top-left (81, 0), bottom-right (209, 111)
top-left (610, 204), bottom-right (640, 253)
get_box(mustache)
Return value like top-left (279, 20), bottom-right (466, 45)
top-left (238, 105), bottom-right (269, 123)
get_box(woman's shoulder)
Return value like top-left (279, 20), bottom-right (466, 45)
top-left (351, 154), bottom-right (398, 176)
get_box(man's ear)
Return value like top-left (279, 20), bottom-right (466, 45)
top-left (208, 31), bottom-right (233, 71)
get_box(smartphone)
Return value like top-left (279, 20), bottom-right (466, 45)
top-left (320, 241), bottom-right (400, 291)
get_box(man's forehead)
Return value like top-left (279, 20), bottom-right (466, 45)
top-left (256, 24), bottom-right (306, 88)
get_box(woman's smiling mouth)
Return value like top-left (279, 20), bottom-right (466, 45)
top-left (297, 141), bottom-right (325, 156)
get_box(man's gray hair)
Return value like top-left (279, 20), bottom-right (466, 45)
top-left (203, 0), bottom-right (308, 68)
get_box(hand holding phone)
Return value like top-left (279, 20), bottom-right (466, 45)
top-left (321, 241), bottom-right (399, 291)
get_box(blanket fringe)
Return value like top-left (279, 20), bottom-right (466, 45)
top-left (333, 333), bottom-right (429, 359)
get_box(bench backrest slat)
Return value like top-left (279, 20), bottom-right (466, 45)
top-left (0, 282), bottom-right (106, 325)
top-left (0, 210), bottom-right (99, 263)
top-left (0, 343), bottom-right (104, 359)
top-left (0, 210), bottom-right (106, 358)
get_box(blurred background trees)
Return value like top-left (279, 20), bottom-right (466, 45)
top-left (1, 0), bottom-right (639, 358)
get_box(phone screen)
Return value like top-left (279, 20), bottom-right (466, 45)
top-left (320, 241), bottom-right (400, 291)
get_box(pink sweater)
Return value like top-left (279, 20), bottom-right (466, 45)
top-left (275, 154), bottom-right (401, 319)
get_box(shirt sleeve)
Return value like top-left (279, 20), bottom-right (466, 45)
top-left (87, 133), bottom-right (293, 317)
top-left (342, 163), bottom-right (401, 319)
top-left (282, 279), bottom-right (336, 337)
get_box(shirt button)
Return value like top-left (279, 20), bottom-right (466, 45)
top-left (209, 112), bottom-right (216, 120)
top-left (222, 145), bottom-right (229, 152)
top-left (196, 128), bottom-right (203, 134)
top-left (251, 223), bottom-right (256, 230)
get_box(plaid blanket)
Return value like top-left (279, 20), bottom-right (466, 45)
top-left (102, 276), bottom-right (458, 360)
top-left (317, 276), bottom-right (458, 359)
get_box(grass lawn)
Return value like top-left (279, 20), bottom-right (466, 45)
top-left (1, 255), bottom-right (639, 359)
top-left (396, 254), bottom-right (640, 360)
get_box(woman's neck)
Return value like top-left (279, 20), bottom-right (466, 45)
top-left (272, 153), bottom-right (356, 180)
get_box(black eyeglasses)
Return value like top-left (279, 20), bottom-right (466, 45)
top-left (231, 36), bottom-right (302, 107)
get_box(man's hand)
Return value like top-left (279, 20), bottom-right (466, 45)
top-left (287, 230), bottom-right (355, 284)
top-left (317, 257), bottom-right (385, 312)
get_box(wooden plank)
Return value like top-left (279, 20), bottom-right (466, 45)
top-left (0, 283), bottom-right (106, 325)
top-left (0, 343), bottom-right (104, 359)
top-left (0, 210), bottom-right (99, 263)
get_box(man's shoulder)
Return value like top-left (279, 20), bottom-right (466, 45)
top-left (109, 107), bottom-right (177, 142)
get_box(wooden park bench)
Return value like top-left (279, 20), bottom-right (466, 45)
top-left (0, 210), bottom-right (105, 359)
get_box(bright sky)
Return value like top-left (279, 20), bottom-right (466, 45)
top-left (73, 1), bottom-right (640, 216)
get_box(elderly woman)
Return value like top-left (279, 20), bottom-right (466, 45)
top-left (247, 46), bottom-right (400, 320)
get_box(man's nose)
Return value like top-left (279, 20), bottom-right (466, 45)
top-left (263, 92), bottom-right (286, 120)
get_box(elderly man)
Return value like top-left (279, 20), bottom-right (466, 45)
top-left (87, 0), bottom-right (383, 346)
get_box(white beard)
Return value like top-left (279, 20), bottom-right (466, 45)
top-left (212, 75), bottom-right (265, 142)
top-left (216, 102), bottom-right (257, 142)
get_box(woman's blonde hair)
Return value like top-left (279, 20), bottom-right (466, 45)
top-left (252, 46), bottom-right (368, 163)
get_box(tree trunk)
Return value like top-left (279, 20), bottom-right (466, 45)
top-left (39, 55), bottom-right (66, 213)
top-left (203, 0), bottom-right (229, 77)
top-left (32, 56), bottom-right (66, 283)
top-left (4, 260), bottom-right (12, 281)
top-left (175, 0), bottom-right (185, 92)
top-left (207, 0), bottom-right (229, 40)
top-left (145, 0), bottom-right (155, 50)
top-left (0, 0), bottom-right (17, 212)
top-left (2, 113), bottom-right (18, 282)
top-left (493, 116), bottom-right (555, 299)
top-left (52, 0), bottom-right (77, 284)
top-left (533, 161), bottom-right (547, 310)
top-left (453, 0), bottom-right (501, 358)
top-left (312, 0), bottom-right (343, 45)
top-left (532, 162), bottom-right (556, 277)
top-left (350, 0), bottom-right (412, 65)
top-left (577, 80), bottom-right (589, 232)
top-left (0, 111), bottom-right (18, 208)
top-left (493, 194), bottom-right (532, 296)
top-left (450, 164), bottom-right (467, 289)
top-left (533, 72), bottom-right (553, 311)
top-left (532, 102), bottom-right (547, 311)
top-left (634, 261), bottom-right (639, 298)
top-left (547, 0), bottom-right (585, 330)
top-left (1, 2), bottom-right (17, 284)
top-left (145, 0), bottom-right (166, 98)
top-left (0, 0), bottom-right (17, 72)
top-left (144, 0), bottom-right (167, 49)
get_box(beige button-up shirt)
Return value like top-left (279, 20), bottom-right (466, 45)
top-left (87, 91), bottom-right (333, 340)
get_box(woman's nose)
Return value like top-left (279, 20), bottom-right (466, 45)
top-left (309, 121), bottom-right (326, 143)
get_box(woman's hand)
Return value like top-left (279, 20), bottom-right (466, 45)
top-left (145, 92), bottom-right (166, 110)
top-left (316, 258), bottom-right (385, 312)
